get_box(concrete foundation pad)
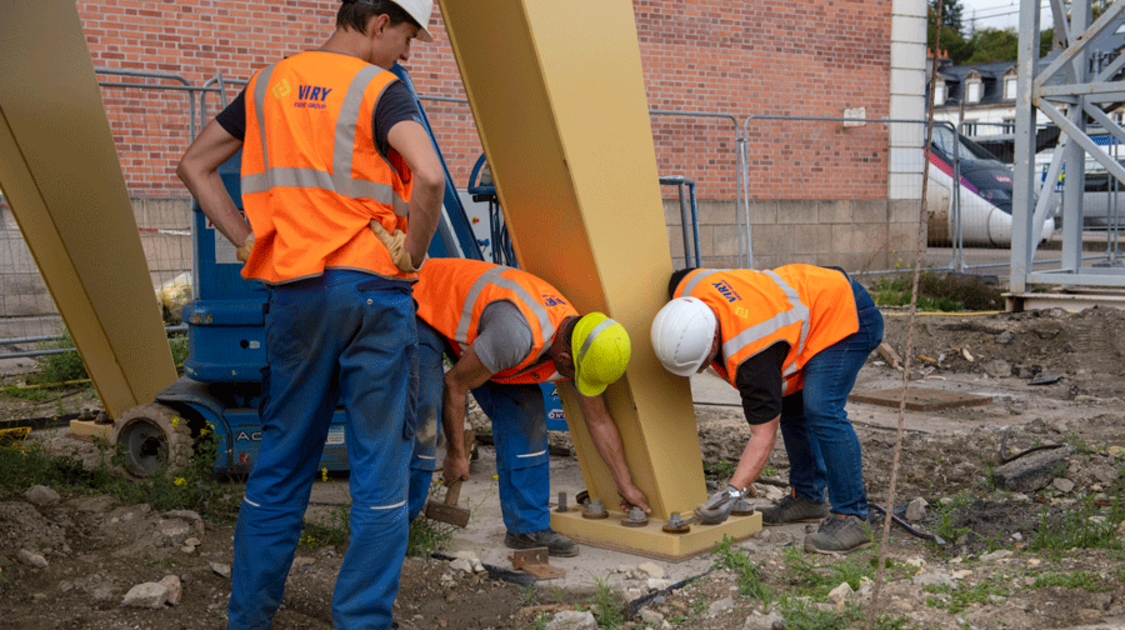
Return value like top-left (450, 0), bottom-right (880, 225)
top-left (68, 418), bottom-right (112, 441)
top-left (552, 509), bottom-right (762, 561)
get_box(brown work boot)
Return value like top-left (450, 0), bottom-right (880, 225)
top-left (504, 528), bottom-right (578, 557)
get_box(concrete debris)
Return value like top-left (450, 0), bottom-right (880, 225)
top-left (544, 610), bottom-right (597, 630)
top-left (995, 330), bottom-right (1014, 344)
top-left (121, 581), bottom-right (169, 609)
top-left (991, 446), bottom-right (1072, 493)
top-left (159, 575), bottom-right (182, 606)
top-left (637, 561), bottom-right (665, 579)
top-left (16, 549), bottom-right (47, 569)
top-left (827, 581), bottom-right (854, 604)
top-left (905, 497), bottom-right (929, 521)
top-left (450, 550), bottom-right (484, 573)
top-left (209, 562), bottom-right (231, 579)
top-left (708, 596), bottom-right (734, 615)
top-left (742, 610), bottom-right (785, 630)
top-left (1052, 477), bottom-right (1076, 493)
top-left (980, 549), bottom-right (1012, 562)
top-left (25, 485), bottom-right (60, 506)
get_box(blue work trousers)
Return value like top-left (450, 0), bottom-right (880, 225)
top-left (228, 270), bottom-right (417, 630)
top-left (778, 278), bottom-right (884, 521)
top-left (409, 320), bottom-right (551, 533)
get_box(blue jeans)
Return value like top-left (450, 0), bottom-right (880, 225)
top-left (778, 279), bottom-right (883, 521)
top-left (228, 270), bottom-right (417, 630)
top-left (409, 320), bottom-right (551, 533)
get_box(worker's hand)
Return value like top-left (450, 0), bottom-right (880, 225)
top-left (236, 232), bottom-right (255, 262)
top-left (617, 482), bottom-right (651, 514)
top-left (695, 484), bottom-right (747, 525)
top-left (442, 452), bottom-right (470, 486)
top-left (370, 220), bottom-right (423, 273)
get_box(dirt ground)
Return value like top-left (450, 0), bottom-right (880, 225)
top-left (1, 305), bottom-right (1123, 629)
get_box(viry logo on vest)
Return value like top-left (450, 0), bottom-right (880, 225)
top-left (712, 280), bottom-right (742, 303)
top-left (294, 85), bottom-right (333, 110)
top-left (542, 294), bottom-right (567, 307)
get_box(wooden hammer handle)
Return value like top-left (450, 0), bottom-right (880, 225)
top-left (444, 479), bottom-right (463, 506)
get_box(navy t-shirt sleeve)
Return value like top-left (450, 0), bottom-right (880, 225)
top-left (733, 341), bottom-right (789, 425)
top-left (210, 80), bottom-right (421, 158)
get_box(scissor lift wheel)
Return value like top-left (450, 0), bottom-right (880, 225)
top-left (111, 402), bottom-right (193, 478)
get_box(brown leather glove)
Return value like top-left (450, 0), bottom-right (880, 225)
top-left (370, 220), bottom-right (423, 273)
top-left (236, 233), bottom-right (255, 262)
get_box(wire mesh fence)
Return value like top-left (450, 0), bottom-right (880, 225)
top-left (2, 71), bottom-right (967, 371)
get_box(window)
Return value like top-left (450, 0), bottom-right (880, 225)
top-left (967, 81), bottom-right (982, 103)
top-left (1004, 77), bottom-right (1017, 100)
top-left (934, 81), bottom-right (946, 106)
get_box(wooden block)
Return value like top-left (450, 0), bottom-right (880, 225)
top-left (848, 388), bottom-right (992, 411)
top-left (68, 419), bottom-right (113, 441)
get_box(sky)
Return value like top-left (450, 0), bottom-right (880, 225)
top-left (959, 0), bottom-right (1054, 33)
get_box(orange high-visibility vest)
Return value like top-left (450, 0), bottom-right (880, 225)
top-left (414, 259), bottom-right (579, 384)
top-left (240, 51), bottom-right (414, 284)
top-left (674, 265), bottom-right (859, 395)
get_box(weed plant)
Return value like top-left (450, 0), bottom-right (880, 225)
top-left (869, 272), bottom-right (1003, 311)
top-left (1030, 497), bottom-right (1124, 551)
top-left (586, 573), bottom-right (624, 628)
top-left (710, 535), bottom-right (772, 602)
top-left (406, 480), bottom-right (456, 557)
top-left (299, 504), bottom-right (351, 549)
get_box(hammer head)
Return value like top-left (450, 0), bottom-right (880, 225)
top-left (424, 479), bottom-right (470, 528)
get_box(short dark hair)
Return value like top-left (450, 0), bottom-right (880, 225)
top-left (337, 0), bottom-right (419, 34)
top-left (668, 268), bottom-right (696, 299)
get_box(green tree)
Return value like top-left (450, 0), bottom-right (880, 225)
top-left (929, 0), bottom-right (964, 32)
top-left (966, 27), bottom-right (1019, 63)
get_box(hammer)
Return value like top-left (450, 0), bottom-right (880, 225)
top-left (424, 479), bottom-right (470, 528)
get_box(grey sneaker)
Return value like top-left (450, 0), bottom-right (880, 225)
top-left (504, 529), bottom-right (579, 557)
top-left (803, 514), bottom-right (872, 554)
top-left (760, 492), bottom-right (829, 525)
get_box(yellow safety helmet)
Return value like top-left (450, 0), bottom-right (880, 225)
top-left (571, 312), bottom-right (631, 397)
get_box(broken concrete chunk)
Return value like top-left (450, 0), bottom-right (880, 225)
top-left (16, 549), bottom-right (48, 569)
top-left (991, 447), bottom-right (1072, 493)
top-left (25, 485), bottom-right (60, 506)
top-left (121, 582), bottom-right (169, 609)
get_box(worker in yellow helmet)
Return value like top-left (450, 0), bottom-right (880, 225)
top-left (409, 258), bottom-right (646, 557)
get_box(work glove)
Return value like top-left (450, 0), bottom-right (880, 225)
top-left (370, 220), bottom-right (423, 273)
top-left (695, 484), bottom-right (747, 525)
top-left (236, 233), bottom-right (255, 263)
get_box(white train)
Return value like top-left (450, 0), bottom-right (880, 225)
top-left (926, 127), bottom-right (1056, 247)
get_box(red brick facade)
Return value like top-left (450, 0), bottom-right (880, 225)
top-left (77, 0), bottom-right (891, 200)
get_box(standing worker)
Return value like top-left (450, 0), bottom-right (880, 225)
top-left (650, 265), bottom-right (883, 554)
top-left (408, 258), bottom-right (648, 557)
top-left (176, 1), bottom-right (443, 627)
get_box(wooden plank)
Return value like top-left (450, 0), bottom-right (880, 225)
top-left (848, 388), bottom-right (992, 411)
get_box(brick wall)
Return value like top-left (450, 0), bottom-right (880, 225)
top-left (77, 0), bottom-right (892, 203)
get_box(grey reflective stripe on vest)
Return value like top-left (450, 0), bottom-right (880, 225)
top-left (242, 64), bottom-right (402, 212)
top-left (456, 266), bottom-right (555, 359)
top-left (576, 319), bottom-right (614, 368)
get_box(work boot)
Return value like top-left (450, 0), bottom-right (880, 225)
top-left (803, 514), bottom-right (872, 554)
top-left (504, 528), bottom-right (579, 557)
top-left (760, 492), bottom-right (829, 525)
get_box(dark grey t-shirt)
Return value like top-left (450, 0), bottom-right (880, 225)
top-left (474, 301), bottom-right (535, 374)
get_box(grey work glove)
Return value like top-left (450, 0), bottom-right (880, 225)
top-left (370, 220), bottom-right (423, 273)
top-left (695, 484), bottom-right (747, 525)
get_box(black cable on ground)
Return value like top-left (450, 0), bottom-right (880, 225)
top-left (0, 412), bottom-right (81, 432)
top-left (430, 552), bottom-right (537, 586)
top-left (625, 568), bottom-right (715, 619)
top-left (999, 426), bottom-right (1065, 464)
top-left (869, 503), bottom-right (946, 545)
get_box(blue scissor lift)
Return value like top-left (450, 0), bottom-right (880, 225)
top-left (115, 66), bottom-right (567, 477)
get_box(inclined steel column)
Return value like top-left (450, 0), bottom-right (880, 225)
top-left (437, 0), bottom-right (759, 557)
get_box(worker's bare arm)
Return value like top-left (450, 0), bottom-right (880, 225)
top-left (176, 119), bottom-right (250, 248)
top-left (570, 384), bottom-right (651, 513)
top-left (729, 415), bottom-right (779, 492)
top-left (439, 345), bottom-right (495, 484)
top-left (387, 120), bottom-right (443, 268)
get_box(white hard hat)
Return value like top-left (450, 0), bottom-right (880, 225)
top-left (650, 297), bottom-right (717, 376)
top-left (389, 0), bottom-right (435, 42)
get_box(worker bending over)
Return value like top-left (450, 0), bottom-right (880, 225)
top-left (651, 265), bottom-right (883, 554)
top-left (176, 1), bottom-right (443, 628)
top-left (408, 258), bottom-right (648, 556)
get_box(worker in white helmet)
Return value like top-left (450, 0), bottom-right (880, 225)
top-left (650, 266), bottom-right (884, 554)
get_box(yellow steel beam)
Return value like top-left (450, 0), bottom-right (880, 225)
top-left (438, 0), bottom-right (760, 556)
top-left (0, 0), bottom-right (177, 419)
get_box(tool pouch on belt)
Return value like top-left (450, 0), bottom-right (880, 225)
top-left (370, 220), bottom-right (424, 273)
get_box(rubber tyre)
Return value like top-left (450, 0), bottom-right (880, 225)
top-left (111, 402), bottom-right (193, 478)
